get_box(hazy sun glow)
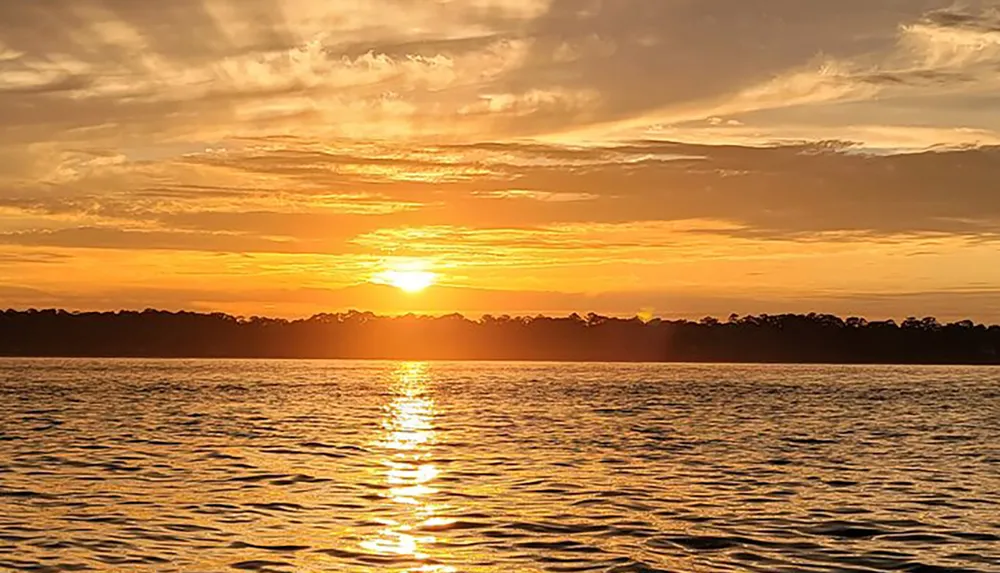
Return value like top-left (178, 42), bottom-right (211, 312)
top-left (374, 269), bottom-right (438, 293)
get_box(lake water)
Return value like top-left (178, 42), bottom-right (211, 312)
top-left (1, 360), bottom-right (1000, 572)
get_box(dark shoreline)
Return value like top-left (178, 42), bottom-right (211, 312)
top-left (2, 355), bottom-right (999, 366)
top-left (4, 309), bottom-right (1000, 365)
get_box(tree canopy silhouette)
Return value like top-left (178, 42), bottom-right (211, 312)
top-left (1, 309), bottom-right (999, 364)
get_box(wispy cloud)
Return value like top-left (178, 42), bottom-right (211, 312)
top-left (3, 1), bottom-right (1000, 317)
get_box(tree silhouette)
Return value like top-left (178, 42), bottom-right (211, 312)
top-left (1, 308), bottom-right (998, 364)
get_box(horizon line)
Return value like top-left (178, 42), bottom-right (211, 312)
top-left (3, 307), bottom-right (995, 327)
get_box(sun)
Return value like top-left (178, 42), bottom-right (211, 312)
top-left (374, 269), bottom-right (437, 293)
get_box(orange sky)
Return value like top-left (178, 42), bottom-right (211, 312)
top-left (2, 1), bottom-right (1000, 320)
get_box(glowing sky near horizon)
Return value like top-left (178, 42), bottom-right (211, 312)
top-left (2, 0), bottom-right (1000, 319)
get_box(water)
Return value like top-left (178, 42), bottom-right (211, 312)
top-left (1, 360), bottom-right (1000, 572)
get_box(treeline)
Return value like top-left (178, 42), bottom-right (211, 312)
top-left (1, 309), bottom-right (999, 364)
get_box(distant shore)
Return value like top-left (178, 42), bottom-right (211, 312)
top-left (2, 309), bottom-right (999, 365)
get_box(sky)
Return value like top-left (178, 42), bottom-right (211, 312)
top-left (2, 0), bottom-right (1000, 320)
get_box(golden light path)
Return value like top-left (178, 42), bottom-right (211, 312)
top-left (361, 362), bottom-right (456, 572)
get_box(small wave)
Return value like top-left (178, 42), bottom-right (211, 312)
top-left (229, 541), bottom-right (311, 552)
top-left (3, 360), bottom-right (1000, 572)
top-left (230, 559), bottom-right (294, 571)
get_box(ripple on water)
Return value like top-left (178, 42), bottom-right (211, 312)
top-left (1, 360), bottom-right (999, 572)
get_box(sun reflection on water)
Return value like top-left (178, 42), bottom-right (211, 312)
top-left (361, 362), bottom-right (456, 572)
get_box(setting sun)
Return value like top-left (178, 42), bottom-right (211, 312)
top-left (374, 270), bottom-right (438, 293)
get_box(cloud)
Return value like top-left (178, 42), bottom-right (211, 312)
top-left (4, 139), bottom-right (1000, 244)
top-left (0, 0), bottom-right (547, 144)
top-left (0, 227), bottom-right (322, 254)
top-left (506, 1), bottom-right (945, 122)
top-left (3, 1), bottom-right (1000, 147)
top-left (472, 189), bottom-right (599, 202)
top-left (0, 251), bottom-right (71, 265)
top-left (3, 1), bottom-right (1000, 318)
top-left (530, 3), bottom-right (1000, 146)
